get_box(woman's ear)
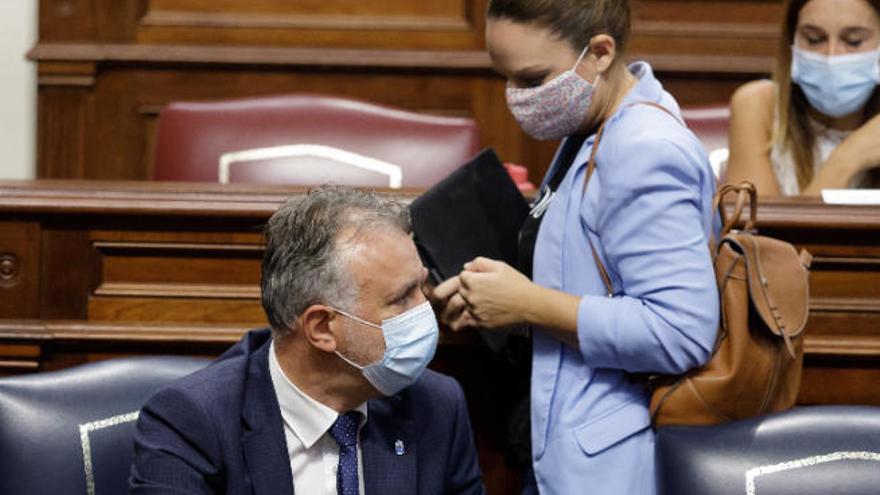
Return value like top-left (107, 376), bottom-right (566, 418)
top-left (299, 304), bottom-right (339, 353)
top-left (589, 34), bottom-right (618, 75)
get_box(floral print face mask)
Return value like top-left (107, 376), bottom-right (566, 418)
top-left (505, 46), bottom-right (597, 140)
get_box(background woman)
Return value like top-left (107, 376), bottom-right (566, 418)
top-left (432, 1), bottom-right (719, 493)
top-left (727, 0), bottom-right (880, 196)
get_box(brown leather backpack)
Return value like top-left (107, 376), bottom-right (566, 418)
top-left (584, 111), bottom-right (813, 427)
top-left (647, 182), bottom-right (813, 427)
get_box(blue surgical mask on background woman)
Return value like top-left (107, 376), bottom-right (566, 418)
top-left (791, 44), bottom-right (880, 118)
top-left (506, 45), bottom-right (597, 140)
top-left (333, 301), bottom-right (439, 396)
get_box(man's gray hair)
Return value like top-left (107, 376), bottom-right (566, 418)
top-left (260, 186), bottom-right (411, 337)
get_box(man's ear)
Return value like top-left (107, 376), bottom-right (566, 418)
top-left (588, 34), bottom-right (617, 75)
top-left (299, 304), bottom-right (340, 353)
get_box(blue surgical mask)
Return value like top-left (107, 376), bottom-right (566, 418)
top-left (791, 44), bottom-right (880, 118)
top-left (332, 301), bottom-right (439, 396)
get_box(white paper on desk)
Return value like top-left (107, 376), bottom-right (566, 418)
top-left (821, 189), bottom-right (880, 205)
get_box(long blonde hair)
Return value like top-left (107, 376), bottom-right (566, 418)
top-left (773, 0), bottom-right (880, 189)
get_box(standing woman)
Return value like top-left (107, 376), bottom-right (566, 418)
top-left (726, 0), bottom-right (880, 196)
top-left (432, 0), bottom-right (719, 493)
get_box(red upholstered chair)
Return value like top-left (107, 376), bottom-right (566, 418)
top-left (681, 104), bottom-right (731, 181)
top-left (153, 94), bottom-right (481, 188)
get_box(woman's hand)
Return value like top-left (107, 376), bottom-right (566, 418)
top-left (803, 114), bottom-right (880, 195)
top-left (458, 257), bottom-right (536, 329)
top-left (428, 275), bottom-right (477, 331)
top-left (460, 257), bottom-right (582, 347)
top-left (830, 114), bottom-right (880, 171)
top-left (429, 258), bottom-right (582, 347)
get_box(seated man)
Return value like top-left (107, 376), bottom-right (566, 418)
top-left (130, 186), bottom-right (485, 494)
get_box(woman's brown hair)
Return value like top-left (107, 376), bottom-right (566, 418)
top-left (487, 0), bottom-right (631, 55)
top-left (774, 0), bottom-right (880, 189)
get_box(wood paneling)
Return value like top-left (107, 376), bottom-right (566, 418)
top-left (32, 0), bottom-right (782, 182)
top-left (138, 0), bottom-right (483, 49)
top-left (88, 297), bottom-right (266, 323)
top-left (0, 181), bottom-right (879, 494)
top-left (0, 222), bottom-right (41, 319)
top-left (0, 182), bottom-right (878, 384)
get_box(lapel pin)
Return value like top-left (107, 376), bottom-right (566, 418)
top-left (394, 439), bottom-right (406, 456)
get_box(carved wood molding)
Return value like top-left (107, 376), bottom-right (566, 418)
top-left (805, 334), bottom-right (880, 359)
top-left (141, 10), bottom-right (473, 32)
top-left (0, 319), bottom-right (871, 359)
top-left (810, 297), bottom-right (880, 313)
top-left (0, 180), bottom-right (419, 216)
top-left (29, 43), bottom-right (493, 71)
top-left (0, 182), bottom-right (876, 230)
top-left (92, 241), bottom-right (264, 252)
top-left (0, 254), bottom-right (19, 288)
top-left (633, 20), bottom-right (779, 40)
top-left (738, 200), bottom-right (880, 229)
top-left (0, 320), bottom-right (478, 347)
top-left (0, 360), bottom-right (40, 371)
top-left (0, 320), bottom-right (246, 345)
top-left (36, 61), bottom-right (97, 88)
top-left (6, 182), bottom-right (880, 227)
top-left (0, 335), bottom-right (42, 372)
top-left (93, 282), bottom-right (261, 299)
top-left (28, 42), bottom-right (773, 75)
top-left (811, 256), bottom-right (880, 267)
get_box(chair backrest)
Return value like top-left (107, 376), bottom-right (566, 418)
top-left (152, 94), bottom-right (481, 188)
top-left (0, 357), bottom-right (208, 495)
top-left (681, 104), bottom-right (730, 180)
top-left (656, 406), bottom-right (880, 495)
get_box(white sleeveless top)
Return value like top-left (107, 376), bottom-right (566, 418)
top-left (770, 119), bottom-right (866, 196)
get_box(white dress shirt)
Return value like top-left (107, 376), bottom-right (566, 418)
top-left (269, 341), bottom-right (368, 495)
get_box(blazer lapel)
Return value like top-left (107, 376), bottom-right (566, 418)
top-left (241, 341), bottom-right (295, 495)
top-left (362, 394), bottom-right (416, 494)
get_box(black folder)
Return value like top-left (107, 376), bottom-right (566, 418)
top-left (410, 148), bottom-right (530, 286)
top-left (411, 149), bottom-right (531, 441)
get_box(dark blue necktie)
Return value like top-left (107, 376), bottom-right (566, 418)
top-left (329, 411), bottom-right (362, 495)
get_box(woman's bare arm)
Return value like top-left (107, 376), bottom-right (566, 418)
top-left (725, 80), bottom-right (781, 196)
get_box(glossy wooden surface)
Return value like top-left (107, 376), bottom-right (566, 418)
top-left (1, 180), bottom-right (878, 493)
top-left (32, 0), bottom-right (784, 183)
top-left (0, 180), bottom-right (878, 376)
top-left (0, 180), bottom-right (522, 493)
top-left (0, 181), bottom-right (880, 384)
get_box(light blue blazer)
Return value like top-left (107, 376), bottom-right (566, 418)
top-left (530, 62), bottom-right (720, 495)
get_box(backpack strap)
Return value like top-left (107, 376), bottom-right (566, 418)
top-left (583, 101), bottom-right (683, 297)
top-left (714, 182), bottom-right (757, 237)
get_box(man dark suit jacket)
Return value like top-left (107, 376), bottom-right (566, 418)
top-left (130, 329), bottom-right (486, 495)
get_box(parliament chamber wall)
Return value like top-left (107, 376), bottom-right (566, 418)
top-left (15, 2), bottom-right (880, 493)
top-left (33, 0), bottom-right (782, 183)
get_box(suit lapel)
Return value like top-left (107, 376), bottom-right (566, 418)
top-left (241, 340), bottom-right (295, 495)
top-left (362, 394), bottom-right (416, 494)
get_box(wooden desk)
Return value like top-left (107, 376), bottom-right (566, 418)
top-left (1, 180), bottom-right (879, 493)
top-left (1, 181), bottom-right (876, 356)
top-left (0, 180), bottom-right (524, 493)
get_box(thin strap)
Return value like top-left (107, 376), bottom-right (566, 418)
top-left (582, 101), bottom-right (683, 298)
top-left (583, 120), bottom-right (608, 188)
top-left (583, 118), bottom-right (614, 297)
top-left (573, 44), bottom-right (591, 68)
top-left (713, 181), bottom-right (757, 238)
top-left (589, 239), bottom-right (615, 297)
